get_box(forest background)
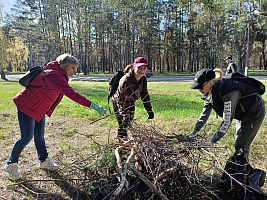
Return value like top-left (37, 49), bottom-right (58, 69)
top-left (0, 0), bottom-right (267, 75)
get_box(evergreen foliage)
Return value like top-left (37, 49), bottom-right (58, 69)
top-left (0, 0), bottom-right (266, 73)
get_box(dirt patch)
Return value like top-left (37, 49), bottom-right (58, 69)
top-left (0, 113), bottom-right (118, 199)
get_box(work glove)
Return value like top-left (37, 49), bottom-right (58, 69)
top-left (148, 111), bottom-right (154, 119)
top-left (90, 102), bottom-right (106, 116)
top-left (199, 141), bottom-right (213, 148)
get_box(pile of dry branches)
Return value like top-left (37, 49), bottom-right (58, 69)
top-left (10, 123), bottom-right (265, 200)
top-left (103, 123), bottom-right (230, 200)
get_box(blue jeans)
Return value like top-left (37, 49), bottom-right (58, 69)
top-left (7, 108), bottom-right (48, 164)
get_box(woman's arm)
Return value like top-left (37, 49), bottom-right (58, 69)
top-left (43, 74), bottom-right (92, 107)
top-left (194, 101), bottom-right (213, 132)
top-left (210, 90), bottom-right (241, 143)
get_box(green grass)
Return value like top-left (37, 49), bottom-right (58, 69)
top-left (0, 79), bottom-right (23, 116)
top-left (0, 79), bottom-right (204, 120)
top-left (2, 79), bottom-right (267, 153)
top-left (1, 78), bottom-right (267, 196)
top-left (1, 79), bottom-right (267, 121)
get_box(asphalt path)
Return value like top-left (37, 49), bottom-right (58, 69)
top-left (5, 74), bottom-right (267, 82)
top-left (6, 74), bottom-right (195, 82)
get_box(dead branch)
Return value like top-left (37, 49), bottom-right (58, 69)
top-left (20, 184), bottom-right (47, 195)
top-left (154, 167), bottom-right (177, 184)
top-left (111, 144), bottom-right (136, 199)
top-left (128, 164), bottom-right (169, 200)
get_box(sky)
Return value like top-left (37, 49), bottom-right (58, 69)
top-left (1, 0), bottom-right (16, 15)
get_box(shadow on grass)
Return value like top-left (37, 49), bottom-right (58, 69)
top-left (11, 177), bottom-right (65, 200)
top-left (44, 170), bottom-right (91, 199)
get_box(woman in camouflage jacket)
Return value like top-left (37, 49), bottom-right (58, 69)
top-left (112, 57), bottom-right (154, 140)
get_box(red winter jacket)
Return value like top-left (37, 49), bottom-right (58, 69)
top-left (13, 61), bottom-right (92, 122)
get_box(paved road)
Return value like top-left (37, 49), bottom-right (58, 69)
top-left (70, 75), bottom-right (195, 82)
top-left (5, 74), bottom-right (267, 82)
top-left (6, 74), bottom-right (195, 82)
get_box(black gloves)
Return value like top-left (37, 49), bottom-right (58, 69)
top-left (148, 111), bottom-right (154, 119)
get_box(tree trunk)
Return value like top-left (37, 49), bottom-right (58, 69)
top-left (262, 41), bottom-right (267, 70)
top-left (1, 70), bottom-right (8, 81)
top-left (209, 17), bottom-right (213, 69)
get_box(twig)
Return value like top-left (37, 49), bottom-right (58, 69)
top-left (112, 145), bottom-right (136, 199)
top-left (20, 184), bottom-right (47, 195)
top-left (128, 164), bottom-right (169, 200)
top-left (154, 167), bottom-right (177, 184)
top-left (7, 178), bottom-right (93, 187)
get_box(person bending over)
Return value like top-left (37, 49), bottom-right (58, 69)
top-left (190, 68), bottom-right (265, 164)
top-left (4, 53), bottom-right (106, 180)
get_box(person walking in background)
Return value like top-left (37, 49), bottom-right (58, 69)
top-left (112, 57), bottom-right (154, 141)
top-left (225, 56), bottom-right (238, 75)
top-left (225, 56), bottom-right (241, 137)
top-left (189, 68), bottom-right (265, 163)
top-left (4, 53), bottom-right (106, 180)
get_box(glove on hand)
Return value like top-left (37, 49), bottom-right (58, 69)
top-left (199, 141), bottom-right (213, 148)
top-left (148, 111), bottom-right (154, 119)
top-left (90, 102), bottom-right (106, 116)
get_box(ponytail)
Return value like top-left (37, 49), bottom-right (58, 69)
top-left (124, 64), bottom-right (134, 73)
top-left (213, 68), bottom-right (223, 81)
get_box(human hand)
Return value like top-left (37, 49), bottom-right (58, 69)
top-left (148, 111), bottom-right (154, 119)
top-left (199, 141), bottom-right (213, 148)
top-left (90, 102), bottom-right (106, 116)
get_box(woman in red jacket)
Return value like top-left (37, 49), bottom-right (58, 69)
top-left (4, 53), bottom-right (106, 180)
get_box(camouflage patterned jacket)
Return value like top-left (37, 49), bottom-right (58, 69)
top-left (112, 69), bottom-right (152, 116)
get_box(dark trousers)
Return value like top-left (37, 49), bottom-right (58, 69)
top-left (112, 100), bottom-right (135, 137)
top-left (235, 94), bottom-right (265, 160)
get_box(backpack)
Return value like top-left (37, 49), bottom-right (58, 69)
top-left (19, 66), bottom-right (48, 88)
top-left (108, 70), bottom-right (125, 113)
top-left (224, 72), bottom-right (265, 95)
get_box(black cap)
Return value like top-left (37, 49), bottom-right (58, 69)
top-left (226, 56), bottom-right (232, 60)
top-left (190, 69), bottom-right (215, 89)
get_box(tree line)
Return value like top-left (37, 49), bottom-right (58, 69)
top-left (0, 0), bottom-right (267, 74)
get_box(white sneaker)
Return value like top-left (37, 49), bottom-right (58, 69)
top-left (40, 158), bottom-right (58, 171)
top-left (3, 163), bottom-right (21, 181)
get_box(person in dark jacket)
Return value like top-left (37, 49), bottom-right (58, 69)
top-left (4, 53), bottom-right (106, 180)
top-left (225, 56), bottom-right (238, 75)
top-left (112, 57), bottom-right (154, 140)
top-left (189, 68), bottom-right (265, 163)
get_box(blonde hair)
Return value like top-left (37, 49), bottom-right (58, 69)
top-left (56, 53), bottom-right (79, 69)
top-left (213, 68), bottom-right (223, 81)
top-left (206, 68), bottom-right (223, 101)
top-left (124, 64), bottom-right (134, 73)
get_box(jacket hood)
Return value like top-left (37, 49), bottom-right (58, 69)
top-left (45, 61), bottom-right (66, 75)
top-left (45, 61), bottom-right (68, 80)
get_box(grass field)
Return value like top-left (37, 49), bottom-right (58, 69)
top-left (0, 79), bottom-right (266, 199)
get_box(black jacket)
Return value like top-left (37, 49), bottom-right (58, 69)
top-left (194, 78), bottom-right (261, 143)
top-left (209, 78), bottom-right (258, 120)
